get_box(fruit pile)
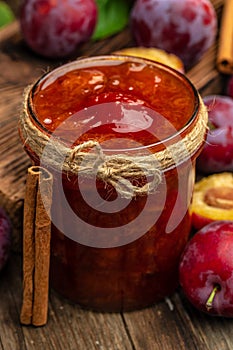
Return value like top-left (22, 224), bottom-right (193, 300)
top-left (19, 0), bottom-right (217, 67)
top-left (180, 75), bottom-right (233, 316)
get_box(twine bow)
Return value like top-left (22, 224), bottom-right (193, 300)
top-left (66, 143), bottom-right (162, 198)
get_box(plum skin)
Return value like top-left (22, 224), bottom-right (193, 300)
top-left (0, 208), bottom-right (11, 272)
top-left (196, 129), bottom-right (233, 174)
top-left (196, 95), bottom-right (233, 174)
top-left (130, 0), bottom-right (217, 68)
top-left (179, 221), bottom-right (233, 317)
top-left (20, 0), bottom-right (98, 58)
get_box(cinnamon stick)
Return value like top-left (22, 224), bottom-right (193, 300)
top-left (216, 0), bottom-right (233, 74)
top-left (20, 167), bottom-right (38, 325)
top-left (20, 166), bottom-right (53, 327)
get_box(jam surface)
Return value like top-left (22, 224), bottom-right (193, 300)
top-left (32, 60), bottom-right (196, 148)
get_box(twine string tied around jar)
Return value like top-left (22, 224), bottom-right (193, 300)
top-left (19, 86), bottom-right (208, 199)
top-left (67, 144), bottom-right (163, 198)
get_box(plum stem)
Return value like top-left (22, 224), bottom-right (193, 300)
top-left (206, 284), bottom-right (221, 311)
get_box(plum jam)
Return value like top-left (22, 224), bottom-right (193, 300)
top-left (19, 55), bottom-right (208, 311)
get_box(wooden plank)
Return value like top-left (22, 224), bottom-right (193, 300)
top-left (123, 291), bottom-right (233, 350)
top-left (122, 301), bottom-right (204, 350)
top-left (175, 293), bottom-right (233, 350)
top-left (0, 255), bottom-right (27, 350)
top-left (2, 253), bottom-right (233, 350)
top-left (0, 83), bottom-right (30, 250)
top-left (0, 255), bottom-right (134, 350)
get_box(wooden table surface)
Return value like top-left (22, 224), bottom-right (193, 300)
top-left (1, 1), bottom-right (233, 349)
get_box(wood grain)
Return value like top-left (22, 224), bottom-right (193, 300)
top-left (1, 254), bottom-right (233, 350)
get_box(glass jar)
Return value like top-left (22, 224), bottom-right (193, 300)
top-left (19, 55), bottom-right (208, 312)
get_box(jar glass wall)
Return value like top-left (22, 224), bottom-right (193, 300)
top-left (19, 55), bottom-right (208, 312)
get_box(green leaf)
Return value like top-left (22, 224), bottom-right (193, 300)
top-left (0, 1), bottom-right (15, 28)
top-left (92, 0), bottom-right (131, 41)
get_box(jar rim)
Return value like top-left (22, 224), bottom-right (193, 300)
top-left (27, 55), bottom-right (200, 153)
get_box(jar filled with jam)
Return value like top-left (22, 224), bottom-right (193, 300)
top-left (19, 55), bottom-right (208, 312)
